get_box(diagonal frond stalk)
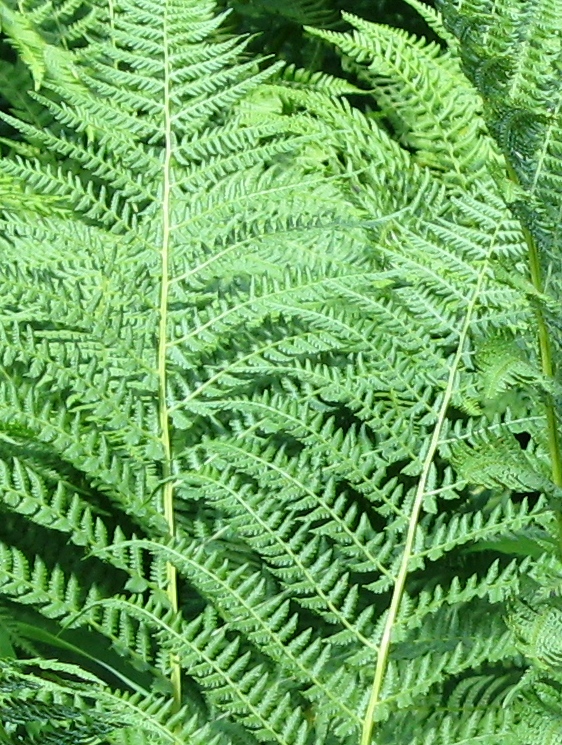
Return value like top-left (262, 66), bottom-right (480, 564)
top-left (361, 225), bottom-right (501, 745)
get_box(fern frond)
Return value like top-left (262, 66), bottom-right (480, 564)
top-left (308, 12), bottom-right (504, 191)
top-left (437, 0), bottom-right (562, 538)
top-left (1, 0), bottom-right (561, 743)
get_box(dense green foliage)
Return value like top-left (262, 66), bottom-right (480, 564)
top-left (1, 0), bottom-right (562, 743)
top-left (216, 0), bottom-right (440, 76)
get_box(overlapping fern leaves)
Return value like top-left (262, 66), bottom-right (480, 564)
top-left (0, 0), bottom-right (561, 743)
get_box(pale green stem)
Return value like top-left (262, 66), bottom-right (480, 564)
top-left (158, 8), bottom-right (182, 713)
top-left (360, 253), bottom-right (493, 745)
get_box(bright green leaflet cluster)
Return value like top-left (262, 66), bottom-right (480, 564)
top-left (0, 0), bottom-right (562, 743)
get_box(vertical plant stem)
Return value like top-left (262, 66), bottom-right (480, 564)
top-left (506, 163), bottom-right (562, 551)
top-left (521, 226), bottom-right (562, 540)
top-left (158, 6), bottom-right (182, 713)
